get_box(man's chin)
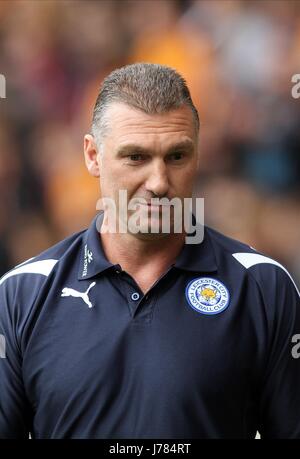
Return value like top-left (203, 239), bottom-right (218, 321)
top-left (108, 208), bottom-right (184, 237)
top-left (127, 217), bottom-right (182, 240)
top-left (128, 229), bottom-right (173, 241)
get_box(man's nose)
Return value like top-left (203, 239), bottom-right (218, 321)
top-left (145, 160), bottom-right (169, 197)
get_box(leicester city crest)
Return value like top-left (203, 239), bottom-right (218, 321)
top-left (185, 277), bottom-right (230, 315)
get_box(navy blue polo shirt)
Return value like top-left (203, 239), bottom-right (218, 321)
top-left (0, 212), bottom-right (299, 439)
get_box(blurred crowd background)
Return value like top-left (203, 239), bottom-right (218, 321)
top-left (0, 0), bottom-right (299, 283)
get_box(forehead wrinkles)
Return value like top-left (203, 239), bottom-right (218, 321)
top-left (114, 127), bottom-right (195, 151)
top-left (106, 104), bottom-right (196, 138)
top-left (117, 120), bottom-right (193, 135)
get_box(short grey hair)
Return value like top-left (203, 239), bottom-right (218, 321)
top-left (91, 63), bottom-right (200, 149)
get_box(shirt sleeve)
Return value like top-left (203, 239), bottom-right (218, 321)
top-left (257, 266), bottom-right (300, 438)
top-left (0, 280), bottom-right (32, 438)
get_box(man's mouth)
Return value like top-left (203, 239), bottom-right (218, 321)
top-left (137, 200), bottom-right (171, 207)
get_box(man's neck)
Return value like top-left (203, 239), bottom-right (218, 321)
top-left (100, 231), bottom-right (186, 293)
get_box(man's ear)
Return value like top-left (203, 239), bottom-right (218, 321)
top-left (84, 134), bottom-right (102, 177)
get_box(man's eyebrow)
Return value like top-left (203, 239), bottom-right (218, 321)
top-left (116, 140), bottom-right (195, 156)
top-left (166, 140), bottom-right (195, 152)
top-left (116, 145), bottom-right (149, 156)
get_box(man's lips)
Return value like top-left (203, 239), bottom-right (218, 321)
top-left (135, 200), bottom-right (172, 207)
top-left (141, 203), bottom-right (171, 210)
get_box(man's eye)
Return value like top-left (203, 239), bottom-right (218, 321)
top-left (169, 152), bottom-right (184, 161)
top-left (129, 154), bottom-right (144, 161)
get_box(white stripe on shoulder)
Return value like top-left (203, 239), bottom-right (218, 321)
top-left (13, 256), bottom-right (36, 269)
top-left (0, 259), bottom-right (58, 286)
top-left (232, 252), bottom-right (300, 297)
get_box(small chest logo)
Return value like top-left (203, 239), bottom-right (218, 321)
top-left (185, 277), bottom-right (230, 315)
top-left (82, 244), bottom-right (93, 277)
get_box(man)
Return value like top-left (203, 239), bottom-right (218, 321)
top-left (0, 63), bottom-right (299, 439)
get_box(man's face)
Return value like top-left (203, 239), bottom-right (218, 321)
top-left (86, 102), bottom-right (199, 238)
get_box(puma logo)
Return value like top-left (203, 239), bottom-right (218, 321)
top-left (61, 282), bottom-right (96, 308)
